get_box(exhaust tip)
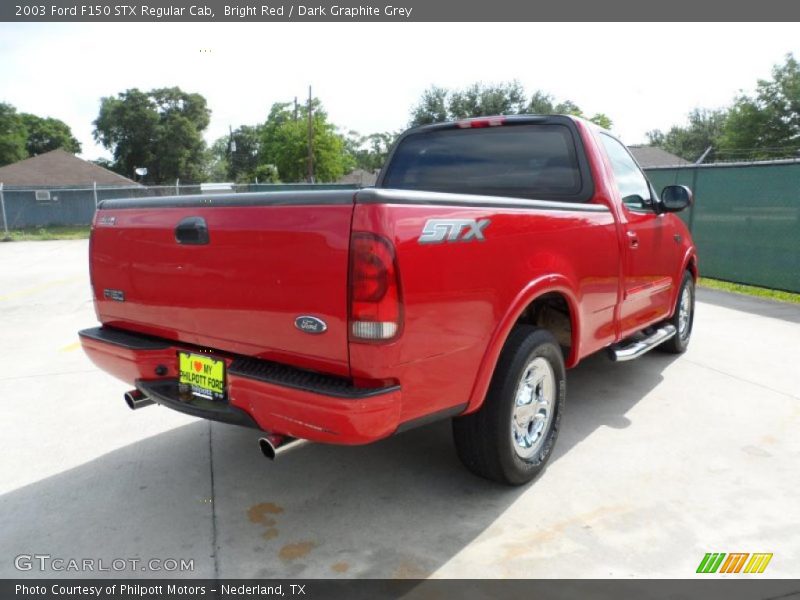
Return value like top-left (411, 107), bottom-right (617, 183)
top-left (124, 390), bottom-right (140, 410)
top-left (258, 437), bottom-right (277, 461)
top-left (124, 389), bottom-right (154, 410)
top-left (258, 434), bottom-right (308, 461)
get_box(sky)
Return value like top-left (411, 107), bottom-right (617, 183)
top-left (1, 22), bottom-right (799, 161)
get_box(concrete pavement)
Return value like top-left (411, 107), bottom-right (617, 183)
top-left (1, 240), bottom-right (798, 579)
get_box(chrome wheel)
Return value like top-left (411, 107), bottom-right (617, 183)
top-left (511, 357), bottom-right (555, 459)
top-left (678, 285), bottom-right (692, 339)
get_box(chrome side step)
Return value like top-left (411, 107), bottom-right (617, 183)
top-left (608, 324), bottom-right (677, 362)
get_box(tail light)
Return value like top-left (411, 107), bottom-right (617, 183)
top-left (349, 232), bottom-right (402, 342)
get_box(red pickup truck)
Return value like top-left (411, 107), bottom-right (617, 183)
top-left (80, 115), bottom-right (696, 485)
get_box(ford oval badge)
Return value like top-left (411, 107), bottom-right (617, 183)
top-left (295, 315), bottom-right (327, 334)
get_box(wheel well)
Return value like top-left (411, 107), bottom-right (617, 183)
top-left (514, 292), bottom-right (573, 358)
top-left (687, 256), bottom-right (698, 281)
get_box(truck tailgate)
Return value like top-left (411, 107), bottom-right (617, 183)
top-left (90, 192), bottom-right (355, 376)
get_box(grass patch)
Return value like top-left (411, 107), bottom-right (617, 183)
top-left (699, 277), bottom-right (800, 304)
top-left (4, 226), bottom-right (91, 241)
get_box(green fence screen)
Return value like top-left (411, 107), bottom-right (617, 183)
top-left (646, 162), bottom-right (800, 293)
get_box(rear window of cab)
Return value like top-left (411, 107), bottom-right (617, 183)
top-left (382, 123), bottom-right (590, 202)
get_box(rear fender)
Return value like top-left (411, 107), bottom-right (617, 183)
top-left (465, 275), bottom-right (581, 414)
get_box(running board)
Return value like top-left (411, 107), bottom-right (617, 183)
top-left (608, 324), bottom-right (677, 362)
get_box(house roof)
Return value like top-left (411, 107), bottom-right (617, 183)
top-left (0, 149), bottom-right (137, 187)
top-left (628, 145), bottom-right (690, 168)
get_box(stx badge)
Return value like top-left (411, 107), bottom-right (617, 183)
top-left (418, 219), bottom-right (490, 244)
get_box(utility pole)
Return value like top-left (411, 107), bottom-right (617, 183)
top-left (307, 85), bottom-right (314, 183)
top-left (294, 97), bottom-right (298, 121)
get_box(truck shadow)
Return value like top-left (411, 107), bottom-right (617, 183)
top-left (554, 351), bottom-right (681, 461)
top-left (0, 352), bottom-right (678, 580)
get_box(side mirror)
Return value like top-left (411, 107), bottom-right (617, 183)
top-left (660, 185), bottom-right (693, 212)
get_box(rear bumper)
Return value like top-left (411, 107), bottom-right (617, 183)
top-left (79, 326), bottom-right (402, 444)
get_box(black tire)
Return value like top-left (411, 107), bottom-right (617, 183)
top-left (659, 271), bottom-right (695, 354)
top-left (452, 326), bottom-right (566, 486)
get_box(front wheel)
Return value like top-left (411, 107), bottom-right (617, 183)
top-left (659, 270), bottom-right (695, 354)
top-left (452, 326), bottom-right (566, 486)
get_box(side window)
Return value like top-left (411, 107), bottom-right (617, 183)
top-left (599, 134), bottom-right (652, 210)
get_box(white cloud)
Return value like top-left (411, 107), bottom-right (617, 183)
top-left (0, 22), bottom-right (797, 160)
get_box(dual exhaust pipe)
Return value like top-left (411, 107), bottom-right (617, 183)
top-left (123, 389), bottom-right (307, 460)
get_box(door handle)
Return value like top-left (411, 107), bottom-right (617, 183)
top-left (175, 216), bottom-right (209, 245)
top-left (626, 231), bottom-right (639, 249)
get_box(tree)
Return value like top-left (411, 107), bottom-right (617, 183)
top-left (1, 103), bottom-right (83, 166)
top-left (410, 86), bottom-right (449, 127)
top-left (409, 82), bottom-right (613, 129)
top-left (92, 157), bottom-right (116, 171)
top-left (646, 108), bottom-right (728, 162)
top-left (345, 130), bottom-right (397, 172)
top-left (93, 87), bottom-right (210, 183)
top-left (252, 163), bottom-right (280, 183)
top-left (215, 126), bottom-right (262, 182)
top-left (524, 91), bottom-right (612, 128)
top-left (207, 126), bottom-right (277, 183)
top-left (228, 126), bottom-right (262, 181)
top-left (448, 81), bottom-right (528, 120)
top-left (20, 113), bottom-right (81, 155)
top-left (259, 100), bottom-right (353, 182)
top-left (718, 54), bottom-right (800, 160)
top-left (206, 138), bottom-right (230, 182)
top-left (650, 54), bottom-right (800, 163)
top-left (0, 102), bottom-right (28, 166)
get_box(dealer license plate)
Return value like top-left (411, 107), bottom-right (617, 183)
top-left (178, 352), bottom-right (226, 401)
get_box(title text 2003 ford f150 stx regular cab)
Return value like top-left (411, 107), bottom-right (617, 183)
top-left (80, 115), bottom-right (697, 485)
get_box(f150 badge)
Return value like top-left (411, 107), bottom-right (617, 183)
top-left (418, 218), bottom-right (490, 244)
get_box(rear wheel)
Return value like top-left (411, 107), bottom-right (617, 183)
top-left (659, 271), bottom-right (695, 354)
top-left (453, 326), bottom-right (566, 485)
